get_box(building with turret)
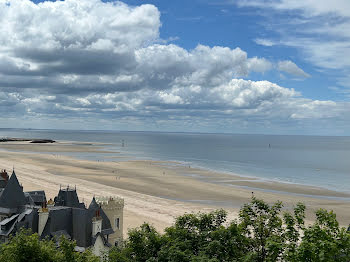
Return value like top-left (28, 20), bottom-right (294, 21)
top-left (96, 196), bottom-right (124, 245)
top-left (0, 170), bottom-right (124, 256)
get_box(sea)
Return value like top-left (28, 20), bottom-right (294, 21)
top-left (0, 128), bottom-right (350, 193)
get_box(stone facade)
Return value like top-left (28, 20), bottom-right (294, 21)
top-left (96, 196), bottom-right (124, 246)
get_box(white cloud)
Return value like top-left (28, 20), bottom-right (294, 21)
top-left (0, 0), bottom-right (347, 133)
top-left (282, 39), bottom-right (350, 70)
top-left (277, 60), bottom-right (310, 78)
top-left (254, 38), bottom-right (276, 47)
top-left (237, 0), bottom-right (350, 88)
top-left (0, 0), bottom-right (160, 50)
top-left (247, 57), bottom-right (273, 73)
top-left (62, 78), bottom-right (347, 125)
top-left (0, 0), bottom-right (272, 94)
top-left (237, 0), bottom-right (350, 17)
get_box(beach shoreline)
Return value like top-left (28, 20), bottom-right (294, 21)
top-left (1, 140), bottom-right (350, 234)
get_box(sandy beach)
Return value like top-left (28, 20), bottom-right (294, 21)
top-left (1, 140), bottom-right (350, 236)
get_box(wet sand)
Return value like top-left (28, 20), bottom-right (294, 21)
top-left (1, 140), bottom-right (350, 235)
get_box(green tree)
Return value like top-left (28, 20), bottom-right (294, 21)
top-left (292, 209), bottom-right (350, 262)
top-left (159, 209), bottom-right (247, 261)
top-left (0, 229), bottom-right (60, 262)
top-left (58, 236), bottom-right (99, 262)
top-left (107, 198), bottom-right (350, 262)
top-left (109, 223), bottom-right (163, 262)
top-left (109, 209), bottom-right (247, 262)
top-left (282, 202), bottom-right (305, 261)
top-left (239, 197), bottom-right (285, 261)
top-left (0, 229), bottom-right (99, 262)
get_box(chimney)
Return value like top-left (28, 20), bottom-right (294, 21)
top-left (0, 169), bottom-right (9, 182)
top-left (92, 209), bottom-right (102, 236)
top-left (38, 204), bottom-right (49, 236)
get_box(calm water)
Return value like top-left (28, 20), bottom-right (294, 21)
top-left (1, 128), bottom-right (350, 192)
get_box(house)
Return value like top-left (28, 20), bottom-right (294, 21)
top-left (0, 170), bottom-right (124, 256)
top-left (0, 170), bottom-right (39, 242)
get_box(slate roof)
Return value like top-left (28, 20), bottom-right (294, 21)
top-left (0, 180), bottom-right (7, 189)
top-left (14, 208), bottom-right (38, 234)
top-left (41, 199), bottom-right (114, 248)
top-left (26, 191), bottom-right (46, 205)
top-left (0, 208), bottom-right (38, 237)
top-left (72, 208), bottom-right (90, 247)
top-left (0, 171), bottom-right (26, 213)
top-left (88, 197), bottom-right (113, 233)
top-left (24, 193), bottom-right (35, 206)
top-left (0, 214), bottom-right (20, 236)
top-left (0, 173), bottom-right (115, 250)
top-left (41, 207), bottom-right (72, 241)
top-left (54, 188), bottom-right (85, 208)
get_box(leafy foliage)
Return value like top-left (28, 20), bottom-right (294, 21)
top-left (0, 229), bottom-right (99, 262)
top-left (109, 197), bottom-right (350, 262)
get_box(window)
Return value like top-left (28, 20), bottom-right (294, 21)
top-left (115, 218), bottom-right (120, 229)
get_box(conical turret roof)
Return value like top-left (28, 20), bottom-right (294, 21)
top-left (87, 197), bottom-right (112, 231)
top-left (0, 170), bottom-right (26, 209)
top-left (88, 197), bottom-right (99, 210)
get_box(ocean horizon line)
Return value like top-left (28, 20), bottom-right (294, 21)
top-left (0, 127), bottom-right (349, 138)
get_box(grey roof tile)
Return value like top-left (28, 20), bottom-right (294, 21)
top-left (88, 198), bottom-right (113, 231)
top-left (54, 188), bottom-right (84, 208)
top-left (0, 171), bottom-right (26, 209)
top-left (26, 191), bottom-right (46, 205)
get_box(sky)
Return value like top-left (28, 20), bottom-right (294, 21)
top-left (0, 0), bottom-right (349, 135)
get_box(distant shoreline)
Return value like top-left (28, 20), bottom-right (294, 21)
top-left (1, 127), bottom-right (350, 138)
top-left (0, 138), bottom-right (348, 197)
top-left (0, 138), bottom-right (55, 143)
top-left (1, 130), bottom-right (350, 194)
